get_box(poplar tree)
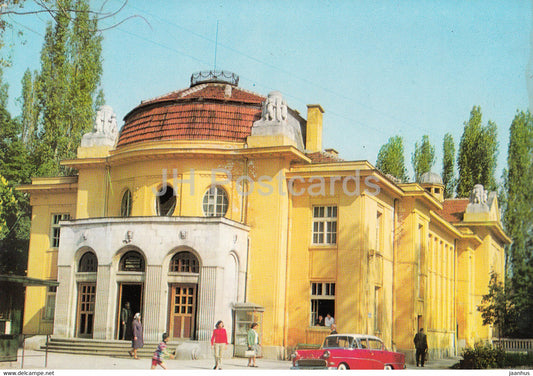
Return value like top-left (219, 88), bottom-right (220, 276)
top-left (411, 135), bottom-right (435, 182)
top-left (442, 133), bottom-right (456, 198)
top-left (34, 0), bottom-right (104, 176)
top-left (503, 110), bottom-right (533, 336)
top-left (66, 0), bottom-right (104, 155)
top-left (19, 69), bottom-right (39, 149)
top-left (456, 106), bottom-right (498, 197)
top-left (376, 135), bottom-right (409, 182)
top-left (35, 4), bottom-right (72, 176)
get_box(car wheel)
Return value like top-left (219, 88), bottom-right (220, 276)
top-left (337, 363), bottom-right (349, 370)
top-left (384, 365), bottom-right (393, 370)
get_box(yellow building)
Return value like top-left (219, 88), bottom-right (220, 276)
top-left (20, 71), bottom-right (509, 361)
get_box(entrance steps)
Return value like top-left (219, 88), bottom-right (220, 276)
top-left (41, 336), bottom-right (188, 358)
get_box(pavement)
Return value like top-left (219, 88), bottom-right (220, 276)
top-left (0, 349), bottom-right (461, 371)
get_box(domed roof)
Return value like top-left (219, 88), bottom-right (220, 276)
top-left (420, 171), bottom-right (443, 185)
top-left (117, 75), bottom-right (265, 148)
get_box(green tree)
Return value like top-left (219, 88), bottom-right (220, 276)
top-left (0, 69), bottom-right (31, 275)
top-left (477, 272), bottom-right (517, 338)
top-left (66, 0), bottom-right (104, 155)
top-left (18, 68), bottom-right (39, 149)
top-left (442, 133), bottom-right (456, 198)
top-left (34, 0), bottom-right (104, 176)
top-left (411, 135), bottom-right (435, 182)
top-left (376, 135), bottom-right (409, 182)
top-left (502, 110), bottom-right (533, 337)
top-left (456, 106), bottom-right (498, 197)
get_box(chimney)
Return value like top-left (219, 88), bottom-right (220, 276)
top-left (306, 104), bottom-right (324, 152)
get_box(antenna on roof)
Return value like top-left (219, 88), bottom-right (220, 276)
top-left (214, 20), bottom-right (219, 71)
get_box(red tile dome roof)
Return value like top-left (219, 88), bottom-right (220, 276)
top-left (117, 82), bottom-right (265, 148)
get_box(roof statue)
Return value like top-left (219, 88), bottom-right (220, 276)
top-left (261, 91), bottom-right (288, 124)
top-left (465, 184), bottom-right (490, 213)
top-left (81, 105), bottom-right (119, 148)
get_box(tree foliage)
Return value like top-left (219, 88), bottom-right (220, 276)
top-left (376, 135), bottom-right (409, 182)
top-left (477, 272), bottom-right (517, 338)
top-left (411, 134), bottom-right (435, 182)
top-left (457, 106), bottom-right (498, 197)
top-left (502, 110), bottom-right (533, 337)
top-left (30, 0), bottom-right (104, 176)
top-left (442, 133), bottom-right (456, 198)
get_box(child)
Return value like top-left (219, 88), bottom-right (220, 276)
top-left (151, 332), bottom-right (175, 370)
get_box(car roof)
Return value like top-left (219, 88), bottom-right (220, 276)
top-left (325, 334), bottom-right (383, 341)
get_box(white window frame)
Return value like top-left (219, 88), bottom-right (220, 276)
top-left (202, 186), bottom-right (229, 217)
top-left (310, 282), bottom-right (336, 326)
top-left (50, 213), bottom-right (70, 248)
top-left (312, 206), bottom-right (337, 245)
top-left (43, 285), bottom-right (57, 321)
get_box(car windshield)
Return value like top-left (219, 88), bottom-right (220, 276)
top-left (323, 336), bottom-right (353, 348)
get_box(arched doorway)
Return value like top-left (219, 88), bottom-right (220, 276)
top-left (168, 251), bottom-right (200, 339)
top-left (116, 250), bottom-right (145, 340)
top-left (76, 250), bottom-right (97, 338)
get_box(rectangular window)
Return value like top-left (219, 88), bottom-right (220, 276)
top-left (374, 286), bottom-right (381, 332)
top-left (310, 282), bottom-right (335, 326)
top-left (50, 214), bottom-right (70, 248)
top-left (312, 206), bottom-right (337, 245)
top-left (376, 211), bottom-right (382, 251)
top-left (43, 286), bottom-right (57, 321)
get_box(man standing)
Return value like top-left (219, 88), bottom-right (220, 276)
top-left (121, 302), bottom-right (132, 340)
top-left (413, 328), bottom-right (428, 367)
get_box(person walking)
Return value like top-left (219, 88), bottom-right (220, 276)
top-left (210, 320), bottom-right (228, 370)
top-left (151, 332), bottom-right (175, 370)
top-left (246, 323), bottom-right (260, 367)
top-left (413, 328), bottom-right (428, 367)
top-left (120, 301), bottom-right (132, 340)
top-left (128, 312), bottom-right (144, 359)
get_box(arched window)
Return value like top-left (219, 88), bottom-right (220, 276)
top-left (202, 186), bottom-right (228, 217)
top-left (170, 251), bottom-right (199, 273)
top-left (156, 185), bottom-right (176, 216)
top-left (79, 252), bottom-right (98, 272)
top-left (121, 190), bottom-right (132, 217)
top-left (119, 251), bottom-right (145, 272)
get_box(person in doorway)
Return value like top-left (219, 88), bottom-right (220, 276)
top-left (210, 320), bottom-right (228, 370)
top-left (325, 313), bottom-right (335, 327)
top-left (121, 301), bottom-right (132, 340)
top-left (413, 328), bottom-right (428, 367)
top-left (246, 322), bottom-right (260, 367)
top-left (151, 332), bottom-right (175, 370)
top-left (128, 312), bottom-right (144, 359)
top-left (329, 324), bottom-right (338, 334)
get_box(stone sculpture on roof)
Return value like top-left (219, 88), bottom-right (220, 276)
top-left (81, 105), bottom-right (119, 147)
top-left (262, 91), bottom-right (288, 123)
top-left (466, 184), bottom-right (490, 213)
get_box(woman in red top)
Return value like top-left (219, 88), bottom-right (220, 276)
top-left (210, 320), bottom-right (228, 370)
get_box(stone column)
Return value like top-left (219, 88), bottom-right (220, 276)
top-left (144, 265), bottom-right (163, 342)
top-left (54, 265), bottom-right (74, 337)
top-left (197, 266), bottom-right (217, 341)
top-left (93, 265), bottom-right (112, 339)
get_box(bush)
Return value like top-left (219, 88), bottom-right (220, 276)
top-left (459, 342), bottom-right (505, 369)
top-left (503, 352), bottom-right (533, 368)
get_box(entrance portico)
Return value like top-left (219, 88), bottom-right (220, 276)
top-left (53, 217), bottom-right (249, 343)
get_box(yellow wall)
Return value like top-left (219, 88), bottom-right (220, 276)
top-left (23, 190), bottom-right (77, 334)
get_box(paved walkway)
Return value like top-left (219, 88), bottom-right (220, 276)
top-left (0, 349), bottom-right (461, 370)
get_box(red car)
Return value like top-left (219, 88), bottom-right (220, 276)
top-left (291, 334), bottom-right (405, 370)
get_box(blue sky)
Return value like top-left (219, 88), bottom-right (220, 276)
top-left (3, 0), bottom-right (531, 181)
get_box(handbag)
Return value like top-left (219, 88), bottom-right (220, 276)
top-left (245, 347), bottom-right (255, 357)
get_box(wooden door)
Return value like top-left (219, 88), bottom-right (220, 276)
top-left (169, 284), bottom-right (197, 339)
top-left (77, 283), bottom-right (96, 338)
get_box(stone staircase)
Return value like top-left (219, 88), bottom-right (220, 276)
top-left (41, 336), bottom-right (188, 358)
